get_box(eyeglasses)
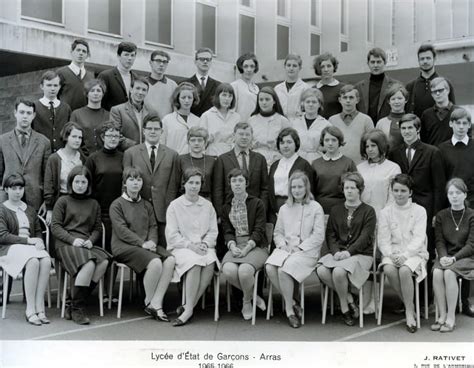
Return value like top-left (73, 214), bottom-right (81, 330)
top-left (152, 59), bottom-right (169, 64)
top-left (196, 57), bottom-right (212, 63)
top-left (104, 134), bottom-right (121, 139)
top-left (431, 87), bottom-right (445, 95)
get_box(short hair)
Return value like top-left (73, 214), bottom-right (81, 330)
top-left (172, 82), bottom-right (200, 109)
top-left (399, 113), bottom-right (421, 130)
top-left (300, 88), bottom-right (324, 113)
top-left (3, 173), bottom-right (26, 189)
top-left (71, 39), bottom-right (90, 55)
top-left (386, 83), bottom-right (409, 101)
top-left (417, 43), bottom-right (436, 58)
top-left (60, 122), bottom-right (84, 144)
top-left (67, 165), bottom-right (92, 196)
top-left (341, 171), bottom-right (365, 193)
top-left (320, 125), bottom-right (345, 147)
top-left (122, 166), bottom-right (143, 185)
top-left (150, 49), bottom-right (170, 62)
top-left (100, 120), bottom-right (122, 136)
top-left (236, 53), bottom-right (259, 74)
top-left (131, 76), bottom-right (149, 90)
top-left (450, 107), bottom-right (471, 124)
top-left (360, 129), bottom-right (389, 160)
top-left (312, 52), bottom-right (339, 75)
top-left (227, 168), bottom-right (248, 185)
top-left (117, 41), bottom-right (137, 56)
top-left (84, 78), bottom-right (106, 94)
top-left (234, 121), bottom-right (253, 133)
top-left (339, 84), bottom-right (359, 98)
top-left (15, 99), bottom-right (36, 113)
top-left (446, 177), bottom-right (467, 194)
top-left (276, 127), bottom-right (301, 153)
top-left (195, 47), bottom-right (213, 58)
top-left (391, 173), bottom-right (414, 191)
top-left (142, 114), bottom-right (162, 130)
top-left (251, 86), bottom-right (284, 116)
top-left (187, 126), bottom-right (209, 142)
top-left (40, 70), bottom-right (59, 84)
top-left (287, 171), bottom-right (314, 205)
top-left (367, 47), bottom-right (387, 64)
top-left (212, 83), bottom-right (236, 109)
top-left (430, 77), bottom-right (450, 92)
top-left (284, 53), bottom-right (303, 68)
top-left (182, 167), bottom-right (204, 187)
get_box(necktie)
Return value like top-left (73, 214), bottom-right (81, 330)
top-left (406, 146), bottom-right (413, 166)
top-left (19, 131), bottom-right (27, 147)
top-left (240, 151), bottom-right (248, 177)
top-left (200, 76), bottom-right (206, 90)
top-left (49, 101), bottom-right (55, 120)
top-left (150, 145), bottom-right (156, 169)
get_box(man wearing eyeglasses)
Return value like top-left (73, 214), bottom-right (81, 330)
top-left (144, 50), bottom-right (178, 120)
top-left (420, 77), bottom-right (461, 146)
top-left (185, 48), bottom-right (221, 117)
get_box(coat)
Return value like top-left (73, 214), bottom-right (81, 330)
top-left (184, 75), bottom-right (221, 117)
top-left (98, 67), bottom-right (138, 111)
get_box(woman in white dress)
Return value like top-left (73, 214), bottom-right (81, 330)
top-left (265, 171), bottom-right (325, 328)
top-left (0, 174), bottom-right (51, 326)
top-left (165, 167), bottom-right (219, 326)
top-left (231, 53), bottom-right (259, 123)
top-left (377, 173), bottom-right (428, 333)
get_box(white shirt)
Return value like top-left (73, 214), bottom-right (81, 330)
top-left (451, 135), bottom-right (469, 146)
top-left (274, 153), bottom-right (299, 196)
top-left (68, 62), bottom-right (86, 79)
top-left (196, 73), bottom-right (208, 88)
top-left (39, 97), bottom-right (60, 108)
top-left (145, 141), bottom-right (160, 158)
top-left (199, 107), bottom-right (241, 156)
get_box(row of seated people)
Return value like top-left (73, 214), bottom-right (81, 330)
top-left (0, 167), bottom-right (472, 334)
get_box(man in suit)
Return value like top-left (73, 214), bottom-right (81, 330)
top-left (110, 76), bottom-right (158, 150)
top-left (0, 99), bottom-right (51, 212)
top-left (99, 42), bottom-right (138, 111)
top-left (355, 47), bottom-right (402, 123)
top-left (123, 114), bottom-right (179, 246)
top-left (389, 113), bottom-right (446, 308)
top-left (185, 48), bottom-right (221, 117)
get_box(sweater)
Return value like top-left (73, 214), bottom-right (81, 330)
top-left (70, 106), bottom-right (110, 156)
top-left (435, 207), bottom-right (474, 260)
top-left (32, 101), bottom-right (72, 152)
top-left (420, 103), bottom-right (456, 146)
top-left (57, 66), bottom-right (95, 111)
top-left (315, 83), bottom-right (344, 119)
top-left (144, 75), bottom-right (178, 120)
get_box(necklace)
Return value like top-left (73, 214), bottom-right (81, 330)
top-left (450, 207), bottom-right (465, 231)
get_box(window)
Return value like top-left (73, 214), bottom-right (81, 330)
top-left (89, 0), bottom-right (121, 35)
top-left (21, 0), bottom-right (63, 24)
top-left (340, 0), bottom-right (348, 35)
top-left (240, 14), bottom-right (255, 54)
top-left (310, 33), bottom-right (320, 56)
top-left (277, 0), bottom-right (287, 17)
top-left (367, 0), bottom-right (374, 42)
top-left (340, 41), bottom-right (348, 52)
top-left (391, 0), bottom-right (395, 45)
top-left (145, 0), bottom-right (172, 45)
top-left (310, 0), bottom-right (320, 27)
top-left (196, 2), bottom-right (216, 52)
top-left (240, 0), bottom-right (251, 7)
top-left (277, 24), bottom-right (289, 60)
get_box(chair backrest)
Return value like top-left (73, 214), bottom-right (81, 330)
top-left (37, 215), bottom-right (50, 253)
top-left (265, 223), bottom-right (274, 252)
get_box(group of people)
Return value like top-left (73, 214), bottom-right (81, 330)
top-left (0, 39), bottom-right (472, 334)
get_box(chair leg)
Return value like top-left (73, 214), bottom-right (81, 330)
top-left (117, 266), bottom-right (124, 319)
top-left (56, 262), bottom-right (62, 309)
top-left (424, 277), bottom-right (428, 320)
top-left (266, 283), bottom-right (273, 320)
top-left (359, 287), bottom-right (364, 328)
top-left (2, 269), bottom-right (8, 319)
top-left (213, 274), bottom-right (219, 322)
top-left (330, 288), bottom-right (334, 316)
top-left (99, 279), bottom-right (104, 317)
top-left (373, 276), bottom-right (378, 320)
top-left (226, 281), bottom-right (231, 313)
top-left (128, 269), bottom-right (133, 302)
top-left (300, 282), bottom-right (305, 325)
top-left (181, 274), bottom-right (186, 306)
top-left (458, 279), bottom-right (462, 313)
top-left (201, 287), bottom-right (206, 310)
top-left (415, 280), bottom-right (420, 329)
top-left (47, 278), bottom-right (51, 309)
top-left (322, 285), bottom-right (329, 324)
top-left (61, 272), bottom-right (68, 319)
top-left (251, 270), bottom-right (260, 325)
top-left (377, 272), bottom-right (385, 326)
top-left (108, 263), bottom-right (114, 310)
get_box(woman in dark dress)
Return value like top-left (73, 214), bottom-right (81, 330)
top-left (432, 178), bottom-right (474, 333)
top-left (110, 167), bottom-right (175, 322)
top-left (51, 166), bottom-right (110, 325)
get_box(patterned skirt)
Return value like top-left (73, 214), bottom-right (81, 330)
top-left (56, 241), bottom-right (112, 276)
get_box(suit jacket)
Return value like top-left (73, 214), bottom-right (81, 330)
top-left (388, 141), bottom-right (445, 219)
top-left (0, 130), bottom-right (51, 211)
top-left (98, 67), bottom-right (138, 111)
top-left (212, 149), bottom-right (269, 218)
top-left (184, 75), bottom-right (221, 117)
top-left (110, 101), bottom-right (158, 147)
top-left (123, 143), bottom-right (179, 223)
top-left (355, 74), bottom-right (402, 122)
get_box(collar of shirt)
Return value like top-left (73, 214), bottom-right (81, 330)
top-left (405, 139), bottom-right (421, 150)
top-left (434, 102), bottom-right (453, 114)
top-left (148, 75), bottom-right (168, 85)
top-left (39, 97), bottom-right (60, 108)
top-left (182, 196), bottom-right (205, 207)
top-left (316, 79), bottom-right (340, 88)
top-left (418, 71), bottom-right (438, 82)
top-left (279, 153), bottom-right (299, 168)
top-left (145, 141), bottom-right (159, 156)
top-left (451, 135), bottom-right (469, 146)
top-left (116, 64), bottom-right (131, 76)
top-left (15, 128), bottom-right (32, 139)
top-left (196, 73), bottom-right (208, 85)
top-left (121, 192), bottom-right (141, 203)
top-left (340, 110), bottom-right (358, 123)
top-left (68, 62), bottom-right (86, 78)
top-left (234, 147), bottom-right (250, 157)
top-left (3, 200), bottom-right (27, 212)
top-left (322, 152), bottom-right (342, 161)
top-left (232, 193), bottom-right (248, 206)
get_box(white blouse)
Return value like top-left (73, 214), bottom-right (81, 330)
top-left (273, 153), bottom-right (299, 196)
top-left (231, 79), bottom-right (259, 123)
top-left (274, 79), bottom-right (310, 119)
top-left (57, 149), bottom-right (82, 194)
top-left (161, 112), bottom-right (200, 154)
top-left (291, 114), bottom-right (331, 163)
top-left (199, 107), bottom-right (241, 156)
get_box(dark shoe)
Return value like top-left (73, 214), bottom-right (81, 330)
top-left (71, 307), bottom-right (90, 325)
top-left (440, 323), bottom-right (456, 333)
top-left (71, 286), bottom-right (90, 325)
top-left (176, 305), bottom-right (185, 316)
top-left (287, 314), bottom-right (301, 328)
top-left (64, 303), bottom-right (72, 320)
top-left (430, 321), bottom-right (444, 331)
top-left (406, 324), bottom-right (417, 333)
top-left (37, 312), bottom-right (50, 324)
top-left (461, 303), bottom-right (474, 318)
top-left (145, 305), bottom-right (169, 322)
top-left (348, 302), bottom-right (359, 319)
top-left (25, 313), bottom-right (42, 326)
top-left (293, 303), bottom-right (303, 320)
top-left (392, 302), bottom-right (405, 315)
top-left (171, 317), bottom-right (188, 327)
top-left (342, 311), bottom-right (355, 326)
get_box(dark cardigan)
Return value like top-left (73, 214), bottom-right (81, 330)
top-left (0, 204), bottom-right (42, 257)
top-left (221, 195), bottom-right (267, 248)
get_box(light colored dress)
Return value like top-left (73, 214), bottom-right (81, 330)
top-left (274, 79), bottom-right (310, 119)
top-left (199, 107), bottom-right (241, 157)
top-left (248, 113), bottom-right (290, 167)
top-left (357, 159), bottom-right (401, 214)
top-left (165, 195), bottom-right (220, 282)
top-left (231, 79), bottom-right (259, 123)
top-left (161, 112), bottom-right (200, 154)
top-left (377, 199), bottom-right (428, 282)
top-left (291, 114), bottom-right (331, 163)
top-left (266, 200), bottom-right (325, 282)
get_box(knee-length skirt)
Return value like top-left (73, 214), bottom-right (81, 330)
top-left (113, 245), bottom-right (172, 274)
top-left (171, 248), bottom-right (220, 283)
top-left (433, 257), bottom-right (474, 280)
top-left (317, 253), bottom-right (373, 289)
top-left (0, 244), bottom-right (50, 278)
top-left (379, 255), bottom-right (427, 282)
top-left (265, 249), bottom-right (317, 283)
top-left (222, 247), bottom-right (268, 271)
top-left (56, 240), bottom-right (112, 276)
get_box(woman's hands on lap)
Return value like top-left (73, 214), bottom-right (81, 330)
top-left (440, 256), bottom-right (455, 267)
top-left (142, 240), bottom-right (157, 252)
